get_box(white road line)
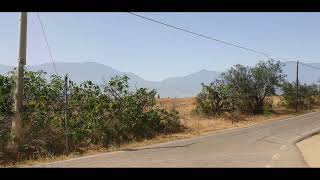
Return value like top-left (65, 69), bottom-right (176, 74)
top-left (272, 153), bottom-right (280, 160)
top-left (280, 145), bottom-right (287, 150)
top-left (265, 144), bottom-right (288, 167)
top-left (265, 152), bottom-right (281, 168)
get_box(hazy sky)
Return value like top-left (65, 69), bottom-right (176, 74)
top-left (1, 12), bottom-right (320, 81)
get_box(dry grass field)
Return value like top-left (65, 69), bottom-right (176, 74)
top-left (155, 96), bottom-right (298, 134)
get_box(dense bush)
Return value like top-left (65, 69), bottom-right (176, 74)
top-left (196, 59), bottom-right (285, 115)
top-left (195, 80), bottom-right (236, 116)
top-left (282, 82), bottom-right (320, 110)
top-left (0, 70), bottom-right (182, 163)
top-left (0, 74), bottom-right (14, 117)
top-left (0, 74), bottom-right (14, 163)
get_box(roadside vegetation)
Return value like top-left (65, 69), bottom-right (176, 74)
top-left (195, 59), bottom-right (320, 117)
top-left (1, 59), bottom-right (320, 166)
top-left (0, 70), bottom-right (182, 164)
top-left (282, 82), bottom-right (320, 110)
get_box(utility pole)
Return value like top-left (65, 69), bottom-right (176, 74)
top-left (295, 60), bottom-right (299, 112)
top-left (64, 74), bottom-right (69, 153)
top-left (12, 12), bottom-right (27, 142)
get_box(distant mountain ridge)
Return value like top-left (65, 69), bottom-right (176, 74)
top-left (1, 61), bottom-right (319, 97)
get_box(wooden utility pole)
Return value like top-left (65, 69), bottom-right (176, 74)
top-left (295, 60), bottom-right (299, 112)
top-left (64, 74), bottom-right (69, 153)
top-left (12, 12), bottom-right (27, 142)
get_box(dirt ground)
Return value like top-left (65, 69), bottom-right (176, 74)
top-left (297, 134), bottom-right (320, 167)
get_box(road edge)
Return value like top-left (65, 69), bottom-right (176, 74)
top-left (293, 127), bottom-right (320, 167)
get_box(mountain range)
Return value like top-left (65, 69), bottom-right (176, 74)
top-left (1, 61), bottom-right (319, 97)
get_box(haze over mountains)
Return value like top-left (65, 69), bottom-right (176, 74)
top-left (1, 61), bottom-right (319, 98)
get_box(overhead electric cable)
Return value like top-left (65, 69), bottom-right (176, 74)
top-left (36, 12), bottom-right (59, 75)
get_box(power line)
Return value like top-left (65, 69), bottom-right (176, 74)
top-left (286, 60), bottom-right (297, 63)
top-left (34, 12), bottom-right (319, 75)
top-left (36, 12), bottom-right (59, 75)
top-left (299, 62), bottom-right (320, 70)
top-left (37, 58), bottom-right (100, 62)
top-left (128, 12), bottom-right (273, 59)
top-left (274, 59), bottom-right (320, 70)
top-left (127, 12), bottom-right (320, 71)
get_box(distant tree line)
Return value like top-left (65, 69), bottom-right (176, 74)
top-left (282, 82), bottom-right (320, 110)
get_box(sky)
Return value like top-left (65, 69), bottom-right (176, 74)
top-left (1, 12), bottom-right (320, 81)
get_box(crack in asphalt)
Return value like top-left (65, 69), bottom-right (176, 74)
top-left (256, 135), bottom-right (283, 145)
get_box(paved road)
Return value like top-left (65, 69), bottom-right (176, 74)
top-left (35, 112), bottom-right (320, 167)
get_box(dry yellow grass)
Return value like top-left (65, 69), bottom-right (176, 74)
top-left (13, 96), bottom-right (320, 167)
top-left (156, 96), bottom-right (299, 134)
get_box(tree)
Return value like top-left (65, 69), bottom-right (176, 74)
top-left (221, 64), bottom-right (255, 113)
top-left (222, 59), bottom-right (285, 113)
top-left (196, 59), bottom-right (285, 115)
top-left (250, 60), bottom-right (286, 113)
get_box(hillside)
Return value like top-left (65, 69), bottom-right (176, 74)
top-left (1, 61), bottom-right (319, 97)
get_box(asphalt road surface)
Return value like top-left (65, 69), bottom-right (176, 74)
top-left (34, 112), bottom-right (320, 167)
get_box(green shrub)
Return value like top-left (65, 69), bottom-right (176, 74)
top-left (0, 74), bottom-right (14, 117)
top-left (195, 80), bottom-right (235, 116)
top-left (262, 99), bottom-right (273, 116)
top-left (0, 74), bottom-right (15, 163)
top-left (0, 71), bottom-right (182, 163)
